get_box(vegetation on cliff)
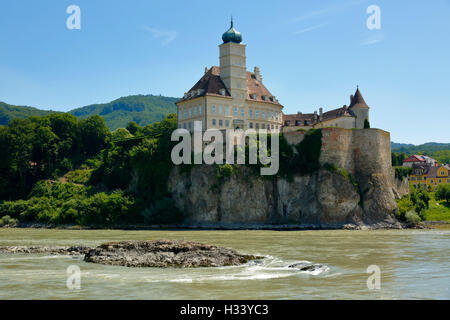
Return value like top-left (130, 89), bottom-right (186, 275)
top-left (0, 112), bottom-right (182, 226)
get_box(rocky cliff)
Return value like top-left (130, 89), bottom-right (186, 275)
top-left (168, 128), bottom-right (403, 229)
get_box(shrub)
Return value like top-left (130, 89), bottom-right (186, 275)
top-left (435, 184), bottom-right (450, 203)
top-left (396, 195), bottom-right (414, 220)
top-left (405, 210), bottom-right (421, 224)
top-left (216, 164), bottom-right (237, 180)
top-left (0, 215), bottom-right (19, 227)
top-left (323, 163), bottom-right (358, 188)
top-left (395, 166), bottom-right (412, 180)
top-left (294, 129), bottom-right (323, 175)
top-left (141, 197), bottom-right (184, 225)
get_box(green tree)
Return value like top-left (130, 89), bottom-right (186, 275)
top-left (80, 115), bottom-right (110, 156)
top-left (126, 121), bottom-right (142, 135)
top-left (435, 184), bottom-right (450, 203)
top-left (364, 119), bottom-right (370, 128)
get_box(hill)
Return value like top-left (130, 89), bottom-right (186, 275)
top-left (69, 95), bottom-right (178, 130)
top-left (391, 142), bottom-right (450, 165)
top-left (0, 95), bottom-right (178, 130)
top-left (0, 101), bottom-right (58, 125)
top-left (391, 142), bottom-right (450, 153)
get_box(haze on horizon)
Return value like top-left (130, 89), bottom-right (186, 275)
top-left (0, 0), bottom-right (449, 144)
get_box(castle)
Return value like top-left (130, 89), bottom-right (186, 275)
top-left (176, 19), bottom-right (370, 133)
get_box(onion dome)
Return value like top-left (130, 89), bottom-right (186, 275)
top-left (222, 17), bottom-right (242, 44)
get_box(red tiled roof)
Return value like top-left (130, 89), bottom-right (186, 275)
top-left (282, 106), bottom-right (355, 127)
top-left (246, 72), bottom-right (281, 105)
top-left (177, 66), bottom-right (281, 106)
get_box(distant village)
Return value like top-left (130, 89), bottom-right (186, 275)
top-left (402, 155), bottom-right (450, 191)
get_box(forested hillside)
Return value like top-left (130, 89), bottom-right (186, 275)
top-left (69, 95), bottom-right (178, 130)
top-left (0, 94), bottom-right (178, 130)
top-left (391, 142), bottom-right (450, 165)
top-left (0, 102), bottom-right (58, 125)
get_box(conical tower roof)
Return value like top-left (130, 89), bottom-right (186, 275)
top-left (349, 87), bottom-right (369, 108)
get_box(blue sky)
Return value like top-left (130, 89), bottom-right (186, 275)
top-left (0, 0), bottom-right (449, 144)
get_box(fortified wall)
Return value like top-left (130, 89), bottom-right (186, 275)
top-left (283, 128), bottom-right (393, 180)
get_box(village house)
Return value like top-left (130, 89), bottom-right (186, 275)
top-left (402, 155), bottom-right (438, 167)
top-left (410, 163), bottom-right (450, 191)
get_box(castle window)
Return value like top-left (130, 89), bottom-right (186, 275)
top-left (225, 106), bottom-right (229, 116)
top-left (193, 107), bottom-right (197, 117)
top-left (189, 122), bottom-right (192, 129)
top-left (262, 111), bottom-right (265, 118)
top-left (271, 112), bottom-right (274, 119)
top-left (249, 109), bottom-right (253, 117)
top-left (219, 119), bottom-right (223, 126)
top-left (219, 89), bottom-right (226, 96)
top-left (255, 110), bottom-right (259, 117)
top-left (188, 109), bottom-right (192, 118)
top-left (183, 109), bottom-right (187, 119)
top-left (212, 119), bottom-right (216, 126)
top-left (178, 111), bottom-right (182, 119)
top-left (234, 107), bottom-right (238, 116)
top-left (256, 123), bottom-right (259, 129)
top-left (212, 105), bottom-right (216, 114)
top-left (262, 124), bottom-right (266, 129)
top-left (218, 105), bottom-right (222, 114)
top-left (241, 108), bottom-right (245, 117)
top-left (183, 123), bottom-right (186, 129)
top-left (295, 120), bottom-right (300, 126)
top-left (250, 122), bottom-right (253, 128)
top-left (285, 120), bottom-right (290, 126)
top-left (199, 106), bottom-right (202, 115)
top-left (225, 120), bottom-right (230, 127)
top-left (304, 120), bottom-right (309, 126)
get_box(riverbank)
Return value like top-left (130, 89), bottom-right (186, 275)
top-left (2, 221), bottom-right (445, 230)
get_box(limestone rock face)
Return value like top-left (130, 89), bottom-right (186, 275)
top-left (168, 128), bottom-right (401, 229)
top-left (393, 177), bottom-right (410, 199)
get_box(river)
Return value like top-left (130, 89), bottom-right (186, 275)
top-left (0, 228), bottom-right (448, 299)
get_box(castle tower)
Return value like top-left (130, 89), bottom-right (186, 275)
top-left (219, 18), bottom-right (247, 102)
top-left (349, 87), bottom-right (370, 129)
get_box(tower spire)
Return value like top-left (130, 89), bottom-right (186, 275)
top-left (231, 15), bottom-right (234, 27)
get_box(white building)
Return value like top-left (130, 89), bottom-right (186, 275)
top-left (176, 19), bottom-right (283, 132)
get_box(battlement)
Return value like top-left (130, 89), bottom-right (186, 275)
top-left (284, 127), bottom-right (392, 178)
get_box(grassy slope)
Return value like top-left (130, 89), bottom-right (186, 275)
top-left (423, 193), bottom-right (450, 222)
